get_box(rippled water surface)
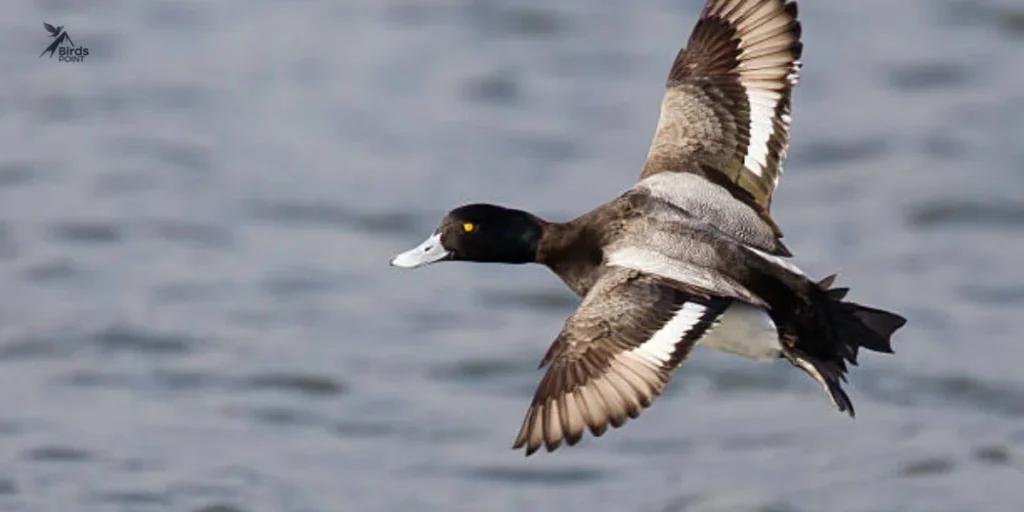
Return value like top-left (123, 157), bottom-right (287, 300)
top-left (2, 0), bottom-right (1024, 511)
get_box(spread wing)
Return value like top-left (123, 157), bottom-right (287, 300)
top-left (43, 22), bottom-right (58, 35)
top-left (512, 267), bottom-right (736, 455)
top-left (640, 0), bottom-right (802, 213)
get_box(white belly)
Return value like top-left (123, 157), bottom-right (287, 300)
top-left (698, 302), bottom-right (782, 362)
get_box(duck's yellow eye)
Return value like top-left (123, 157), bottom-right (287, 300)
top-left (463, 222), bottom-right (476, 233)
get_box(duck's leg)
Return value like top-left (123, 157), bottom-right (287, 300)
top-left (780, 343), bottom-right (855, 417)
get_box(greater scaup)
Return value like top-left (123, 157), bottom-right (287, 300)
top-left (391, 0), bottom-right (907, 456)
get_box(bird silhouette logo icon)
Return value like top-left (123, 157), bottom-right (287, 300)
top-left (40, 22), bottom-right (89, 62)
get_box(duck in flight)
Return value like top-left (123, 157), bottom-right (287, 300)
top-left (390, 0), bottom-right (906, 456)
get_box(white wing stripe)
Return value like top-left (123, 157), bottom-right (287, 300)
top-left (622, 302), bottom-right (707, 368)
top-left (742, 88), bottom-right (779, 175)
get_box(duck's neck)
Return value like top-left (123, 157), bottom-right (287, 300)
top-left (536, 220), bottom-right (604, 297)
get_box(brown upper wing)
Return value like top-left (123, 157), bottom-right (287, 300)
top-left (641, 0), bottom-right (802, 213)
top-left (512, 267), bottom-right (732, 455)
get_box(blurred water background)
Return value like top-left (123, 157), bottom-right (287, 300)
top-left (1, 0), bottom-right (1023, 511)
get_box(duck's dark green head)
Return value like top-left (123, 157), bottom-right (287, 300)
top-left (390, 204), bottom-right (544, 268)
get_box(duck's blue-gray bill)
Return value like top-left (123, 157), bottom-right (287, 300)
top-left (390, 232), bottom-right (450, 268)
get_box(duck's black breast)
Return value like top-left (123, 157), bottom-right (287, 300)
top-left (536, 196), bottom-right (644, 297)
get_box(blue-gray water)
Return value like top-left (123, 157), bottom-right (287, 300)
top-left (2, 0), bottom-right (1023, 511)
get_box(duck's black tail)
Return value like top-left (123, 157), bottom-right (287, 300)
top-left (784, 274), bottom-right (907, 417)
top-left (818, 274), bottom-right (906, 358)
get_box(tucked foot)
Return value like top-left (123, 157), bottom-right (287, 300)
top-left (781, 345), bottom-right (855, 417)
